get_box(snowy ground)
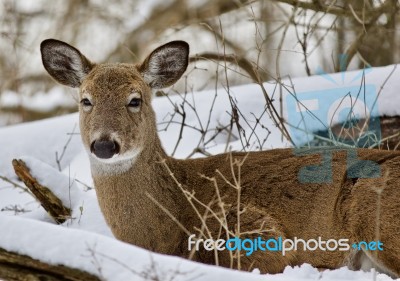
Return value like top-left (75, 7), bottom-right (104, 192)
top-left (1, 65), bottom-right (400, 280)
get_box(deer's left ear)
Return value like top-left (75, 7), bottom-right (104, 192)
top-left (138, 41), bottom-right (189, 89)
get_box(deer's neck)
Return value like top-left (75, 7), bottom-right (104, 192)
top-left (91, 134), bottom-right (187, 254)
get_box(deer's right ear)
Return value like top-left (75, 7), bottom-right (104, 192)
top-left (40, 39), bottom-right (93, 88)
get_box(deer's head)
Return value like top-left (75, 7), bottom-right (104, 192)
top-left (41, 39), bottom-right (189, 169)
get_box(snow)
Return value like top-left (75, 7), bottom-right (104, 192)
top-left (1, 65), bottom-right (400, 280)
top-left (0, 87), bottom-right (77, 112)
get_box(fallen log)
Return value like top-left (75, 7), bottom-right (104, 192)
top-left (0, 247), bottom-right (100, 281)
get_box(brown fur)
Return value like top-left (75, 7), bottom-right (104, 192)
top-left (41, 39), bottom-right (400, 276)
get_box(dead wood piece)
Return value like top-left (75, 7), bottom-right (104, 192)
top-left (12, 159), bottom-right (71, 224)
top-left (0, 247), bottom-right (100, 281)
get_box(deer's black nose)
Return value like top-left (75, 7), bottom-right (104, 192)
top-left (91, 140), bottom-right (120, 159)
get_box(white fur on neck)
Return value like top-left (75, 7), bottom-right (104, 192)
top-left (89, 148), bottom-right (141, 176)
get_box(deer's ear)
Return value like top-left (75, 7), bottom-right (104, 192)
top-left (40, 39), bottom-right (93, 88)
top-left (139, 41), bottom-right (189, 89)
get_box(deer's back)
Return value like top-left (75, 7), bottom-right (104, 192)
top-left (175, 147), bottom-right (400, 240)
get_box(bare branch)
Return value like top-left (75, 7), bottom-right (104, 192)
top-left (275, 0), bottom-right (395, 19)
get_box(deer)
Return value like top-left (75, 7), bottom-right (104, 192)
top-left (40, 39), bottom-right (400, 277)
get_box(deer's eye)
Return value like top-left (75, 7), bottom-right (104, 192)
top-left (81, 98), bottom-right (92, 107)
top-left (128, 98), bottom-right (141, 108)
